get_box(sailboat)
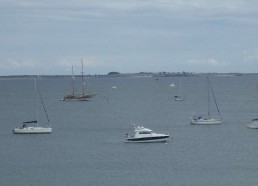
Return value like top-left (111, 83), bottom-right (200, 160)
top-left (13, 79), bottom-right (52, 134)
top-left (191, 77), bottom-right (222, 125)
top-left (247, 85), bottom-right (258, 128)
top-left (61, 59), bottom-right (96, 101)
top-left (174, 77), bottom-right (185, 101)
top-left (247, 119), bottom-right (258, 128)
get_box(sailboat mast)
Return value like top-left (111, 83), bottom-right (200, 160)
top-left (36, 80), bottom-right (51, 126)
top-left (208, 77), bottom-right (222, 119)
top-left (207, 76), bottom-right (210, 119)
top-left (72, 66), bottom-right (75, 96)
top-left (34, 78), bottom-right (38, 127)
top-left (81, 59), bottom-right (85, 95)
top-left (179, 77), bottom-right (182, 95)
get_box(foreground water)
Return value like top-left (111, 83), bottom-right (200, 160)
top-left (1, 75), bottom-right (258, 186)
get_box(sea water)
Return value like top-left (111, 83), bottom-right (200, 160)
top-left (1, 75), bottom-right (258, 186)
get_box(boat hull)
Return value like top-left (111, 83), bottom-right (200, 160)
top-left (61, 93), bottom-right (96, 101)
top-left (247, 119), bottom-right (258, 128)
top-left (125, 135), bottom-right (169, 143)
top-left (61, 98), bottom-right (89, 101)
top-left (174, 98), bottom-right (185, 101)
top-left (191, 119), bottom-right (222, 125)
top-left (247, 125), bottom-right (258, 129)
top-left (247, 123), bottom-right (258, 129)
top-left (13, 127), bottom-right (52, 134)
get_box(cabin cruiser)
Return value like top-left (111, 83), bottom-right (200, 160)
top-left (125, 126), bottom-right (169, 143)
top-left (247, 119), bottom-right (258, 129)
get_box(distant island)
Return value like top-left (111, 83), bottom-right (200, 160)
top-left (101, 71), bottom-right (251, 78)
top-left (107, 72), bottom-right (121, 75)
top-left (0, 72), bottom-right (255, 79)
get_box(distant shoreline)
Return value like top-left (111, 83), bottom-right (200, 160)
top-left (0, 72), bottom-right (256, 79)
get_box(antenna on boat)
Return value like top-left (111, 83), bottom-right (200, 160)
top-left (131, 123), bottom-right (136, 129)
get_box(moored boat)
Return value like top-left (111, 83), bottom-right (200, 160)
top-left (13, 123), bottom-right (52, 134)
top-left (125, 126), bottom-right (169, 143)
top-left (174, 95), bottom-right (185, 101)
top-left (191, 77), bottom-right (222, 125)
top-left (174, 77), bottom-right (185, 101)
top-left (61, 59), bottom-right (96, 101)
top-left (247, 119), bottom-right (258, 129)
top-left (61, 93), bottom-right (96, 101)
top-left (191, 115), bottom-right (222, 125)
top-left (13, 79), bottom-right (52, 134)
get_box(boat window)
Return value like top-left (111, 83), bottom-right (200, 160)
top-left (139, 131), bottom-right (151, 134)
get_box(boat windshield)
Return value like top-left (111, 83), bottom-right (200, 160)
top-left (139, 131), bottom-right (151, 134)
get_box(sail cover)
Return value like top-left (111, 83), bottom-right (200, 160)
top-left (22, 120), bottom-right (37, 124)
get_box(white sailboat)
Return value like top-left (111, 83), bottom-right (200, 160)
top-left (247, 85), bottom-right (258, 128)
top-left (174, 77), bottom-right (185, 101)
top-left (13, 79), bottom-right (52, 134)
top-left (191, 77), bottom-right (222, 125)
top-left (61, 59), bottom-right (96, 101)
top-left (247, 119), bottom-right (258, 129)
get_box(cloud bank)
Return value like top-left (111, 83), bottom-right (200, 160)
top-left (1, 0), bottom-right (258, 74)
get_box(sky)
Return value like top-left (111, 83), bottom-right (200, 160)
top-left (1, 0), bottom-right (258, 75)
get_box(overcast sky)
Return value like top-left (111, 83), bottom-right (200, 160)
top-left (1, 0), bottom-right (258, 75)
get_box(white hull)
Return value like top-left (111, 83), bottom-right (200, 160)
top-left (247, 123), bottom-right (258, 129)
top-left (13, 127), bottom-right (52, 134)
top-left (191, 119), bottom-right (222, 125)
top-left (247, 125), bottom-right (258, 129)
top-left (174, 97), bottom-right (184, 101)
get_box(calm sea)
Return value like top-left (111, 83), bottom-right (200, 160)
top-left (1, 75), bottom-right (258, 186)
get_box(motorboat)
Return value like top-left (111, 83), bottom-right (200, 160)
top-left (247, 119), bottom-right (258, 129)
top-left (191, 115), bottom-right (222, 125)
top-left (125, 126), bottom-right (169, 143)
top-left (13, 123), bottom-right (52, 134)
